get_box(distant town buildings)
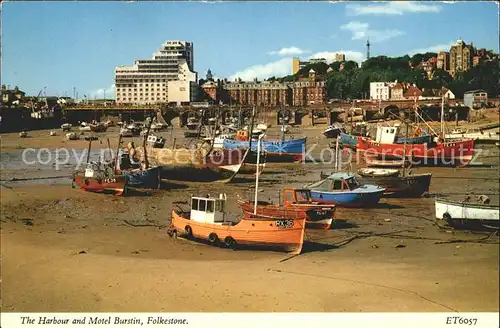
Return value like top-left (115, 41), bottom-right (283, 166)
top-left (416, 40), bottom-right (497, 79)
top-left (335, 53), bottom-right (346, 62)
top-left (370, 81), bottom-right (455, 101)
top-left (201, 69), bottom-right (326, 106)
top-left (114, 40), bottom-right (198, 105)
top-left (291, 57), bottom-right (328, 75)
top-left (464, 90), bottom-right (488, 109)
top-left (1, 85), bottom-right (25, 105)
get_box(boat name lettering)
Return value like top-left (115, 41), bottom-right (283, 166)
top-left (104, 178), bottom-right (117, 183)
top-left (275, 219), bottom-right (294, 229)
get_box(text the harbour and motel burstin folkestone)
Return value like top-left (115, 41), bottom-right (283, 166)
top-left (114, 40), bottom-right (198, 106)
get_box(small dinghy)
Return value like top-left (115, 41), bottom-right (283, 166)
top-left (61, 123), bottom-right (72, 131)
top-left (66, 132), bottom-right (79, 141)
top-left (435, 196), bottom-right (499, 231)
top-left (357, 168), bottom-right (400, 177)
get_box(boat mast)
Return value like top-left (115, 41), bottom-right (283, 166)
top-left (86, 139), bottom-right (92, 164)
top-left (440, 96), bottom-right (445, 141)
top-left (402, 119), bottom-right (409, 176)
top-left (280, 109), bottom-right (286, 143)
top-left (114, 133), bottom-right (122, 174)
top-left (248, 106), bottom-right (256, 150)
top-left (143, 115), bottom-right (154, 169)
top-left (253, 134), bottom-right (264, 215)
top-left (334, 137), bottom-right (340, 172)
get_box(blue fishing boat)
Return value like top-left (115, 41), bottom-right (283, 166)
top-left (116, 150), bottom-right (162, 188)
top-left (223, 137), bottom-right (306, 162)
top-left (305, 172), bottom-right (385, 207)
top-left (339, 133), bottom-right (359, 149)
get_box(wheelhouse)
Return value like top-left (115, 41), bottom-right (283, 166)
top-left (190, 194), bottom-right (227, 224)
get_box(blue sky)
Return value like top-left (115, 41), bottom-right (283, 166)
top-left (1, 1), bottom-right (498, 98)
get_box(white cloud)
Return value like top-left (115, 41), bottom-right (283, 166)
top-left (230, 49), bottom-right (365, 81)
top-left (340, 21), bottom-right (405, 43)
top-left (406, 42), bottom-right (455, 55)
top-left (268, 47), bottom-right (310, 56)
top-left (346, 1), bottom-right (441, 16)
top-left (229, 58), bottom-right (292, 81)
top-left (89, 84), bottom-right (115, 99)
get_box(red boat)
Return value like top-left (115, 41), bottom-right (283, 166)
top-left (357, 138), bottom-right (475, 167)
top-left (238, 188), bottom-right (335, 229)
top-left (73, 164), bottom-right (127, 196)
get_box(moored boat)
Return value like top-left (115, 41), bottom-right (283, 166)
top-left (73, 162), bottom-right (127, 195)
top-left (238, 188), bottom-right (335, 229)
top-left (306, 172), bottom-right (385, 207)
top-left (357, 137), bottom-right (475, 167)
top-left (168, 194), bottom-right (306, 254)
top-left (323, 123), bottom-right (345, 139)
top-left (133, 145), bottom-right (249, 183)
top-left (357, 168), bottom-right (399, 177)
top-left (435, 197), bottom-right (499, 230)
top-left (222, 137), bottom-right (306, 163)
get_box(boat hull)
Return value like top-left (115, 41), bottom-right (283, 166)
top-left (169, 211), bottom-right (305, 254)
top-left (73, 174), bottom-right (127, 195)
top-left (338, 133), bottom-right (359, 149)
top-left (133, 147), bottom-right (248, 183)
top-left (238, 200), bottom-right (335, 230)
top-left (357, 138), bottom-right (475, 167)
top-left (435, 198), bottom-right (499, 230)
top-left (222, 137), bottom-right (306, 163)
top-left (359, 173), bottom-right (432, 197)
top-left (310, 189), bottom-right (384, 207)
top-left (119, 166), bottom-right (161, 188)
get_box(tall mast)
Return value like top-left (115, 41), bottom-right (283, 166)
top-left (248, 106), bottom-right (256, 151)
top-left (253, 134), bottom-right (264, 215)
top-left (440, 96), bottom-right (445, 141)
top-left (402, 119), bottom-right (409, 176)
top-left (143, 115), bottom-right (154, 169)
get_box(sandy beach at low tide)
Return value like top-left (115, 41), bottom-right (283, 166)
top-left (1, 119), bottom-right (499, 312)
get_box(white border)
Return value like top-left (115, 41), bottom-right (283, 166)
top-left (1, 313), bottom-right (499, 328)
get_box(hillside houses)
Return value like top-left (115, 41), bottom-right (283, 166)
top-left (370, 81), bottom-right (455, 101)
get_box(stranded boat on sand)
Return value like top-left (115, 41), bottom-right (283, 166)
top-left (435, 197), bottom-right (499, 230)
top-left (168, 194), bottom-right (306, 254)
top-left (238, 188), bottom-right (335, 230)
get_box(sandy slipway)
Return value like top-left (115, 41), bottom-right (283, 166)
top-left (0, 121), bottom-right (499, 312)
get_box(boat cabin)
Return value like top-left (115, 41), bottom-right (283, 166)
top-left (375, 125), bottom-right (399, 144)
top-left (283, 188), bottom-right (313, 206)
top-left (190, 194), bottom-right (228, 224)
top-left (308, 173), bottom-right (361, 192)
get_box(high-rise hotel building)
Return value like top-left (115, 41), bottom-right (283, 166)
top-left (114, 40), bottom-right (198, 105)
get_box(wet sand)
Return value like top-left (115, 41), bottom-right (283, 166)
top-left (1, 119), bottom-right (499, 312)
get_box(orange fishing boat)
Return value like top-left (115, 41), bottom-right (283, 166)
top-left (167, 194), bottom-right (306, 254)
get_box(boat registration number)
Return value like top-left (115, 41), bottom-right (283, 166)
top-left (275, 219), bottom-right (294, 229)
top-left (104, 178), bottom-right (117, 183)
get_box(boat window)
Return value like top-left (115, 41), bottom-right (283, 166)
top-left (206, 200), bottom-right (214, 213)
top-left (296, 191), bottom-right (310, 202)
top-left (285, 192), bottom-right (294, 202)
top-left (333, 180), bottom-right (342, 190)
top-left (346, 178), bottom-right (359, 190)
top-left (390, 129), bottom-right (395, 133)
top-left (192, 198), bottom-right (199, 211)
top-left (198, 199), bottom-right (207, 212)
top-left (215, 200), bottom-right (223, 212)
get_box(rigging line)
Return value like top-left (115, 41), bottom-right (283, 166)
top-left (268, 268), bottom-right (458, 312)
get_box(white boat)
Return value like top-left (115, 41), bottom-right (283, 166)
top-left (79, 126), bottom-right (91, 132)
top-left (256, 123), bottom-right (268, 131)
top-left (445, 129), bottom-right (500, 143)
top-left (66, 132), bottom-right (79, 140)
top-left (357, 168), bottom-right (399, 177)
top-left (120, 128), bottom-right (133, 137)
top-left (435, 197), bottom-right (499, 230)
top-left (61, 123), bottom-right (72, 131)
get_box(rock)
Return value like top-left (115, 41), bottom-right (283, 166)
top-left (77, 250), bottom-right (87, 255)
top-left (372, 245), bottom-right (379, 249)
top-left (395, 244), bottom-right (406, 248)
